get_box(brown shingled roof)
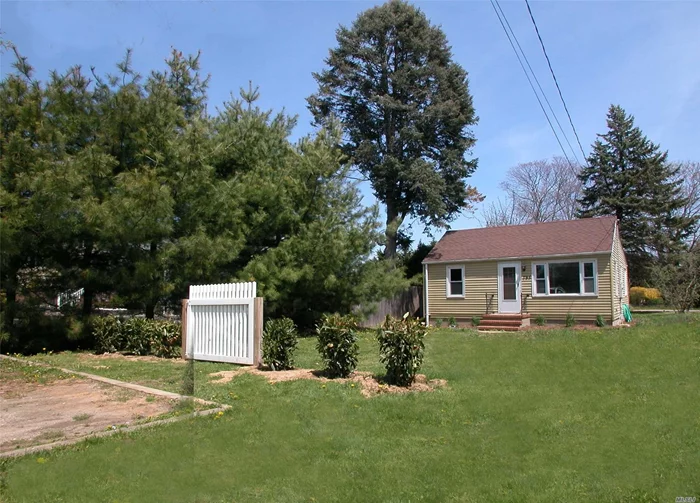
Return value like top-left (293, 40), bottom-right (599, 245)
top-left (423, 216), bottom-right (617, 263)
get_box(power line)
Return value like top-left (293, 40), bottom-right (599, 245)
top-left (492, 0), bottom-right (581, 166)
top-left (489, 0), bottom-right (577, 169)
top-left (524, 0), bottom-right (588, 163)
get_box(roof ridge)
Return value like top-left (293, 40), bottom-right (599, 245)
top-left (448, 215), bottom-right (616, 233)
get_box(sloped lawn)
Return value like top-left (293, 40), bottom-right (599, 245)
top-left (2, 314), bottom-right (699, 502)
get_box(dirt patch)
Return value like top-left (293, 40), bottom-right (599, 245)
top-left (0, 378), bottom-right (176, 453)
top-left (209, 368), bottom-right (447, 398)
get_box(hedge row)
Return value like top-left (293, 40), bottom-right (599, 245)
top-left (92, 316), bottom-right (181, 358)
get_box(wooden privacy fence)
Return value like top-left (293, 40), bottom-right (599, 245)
top-left (182, 282), bottom-right (263, 365)
top-left (357, 286), bottom-right (423, 328)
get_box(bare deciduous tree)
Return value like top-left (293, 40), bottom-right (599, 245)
top-left (672, 161), bottom-right (700, 247)
top-left (482, 157), bottom-right (582, 227)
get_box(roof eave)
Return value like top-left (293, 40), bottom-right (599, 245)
top-left (422, 250), bottom-right (612, 265)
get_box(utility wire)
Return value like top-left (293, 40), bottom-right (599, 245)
top-left (524, 0), bottom-right (588, 163)
top-left (489, 0), bottom-right (577, 169)
top-left (493, 0), bottom-right (581, 166)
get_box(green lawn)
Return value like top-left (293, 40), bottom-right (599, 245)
top-left (2, 313), bottom-right (699, 502)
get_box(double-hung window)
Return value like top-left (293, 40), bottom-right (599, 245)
top-left (531, 260), bottom-right (597, 296)
top-left (446, 265), bottom-right (464, 298)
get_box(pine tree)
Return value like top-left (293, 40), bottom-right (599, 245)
top-left (308, 0), bottom-right (480, 259)
top-left (578, 105), bottom-right (695, 284)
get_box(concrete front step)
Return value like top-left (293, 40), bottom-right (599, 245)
top-left (479, 319), bottom-right (523, 327)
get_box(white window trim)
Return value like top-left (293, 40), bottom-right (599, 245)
top-left (446, 265), bottom-right (465, 298)
top-left (530, 259), bottom-right (598, 297)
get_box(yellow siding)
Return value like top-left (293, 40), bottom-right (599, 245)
top-left (427, 254), bottom-right (615, 323)
top-left (610, 226), bottom-right (629, 324)
top-left (524, 255), bottom-right (612, 322)
top-left (427, 261), bottom-right (498, 320)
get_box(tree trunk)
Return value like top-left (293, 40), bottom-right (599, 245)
top-left (383, 200), bottom-right (399, 260)
top-left (145, 241), bottom-right (158, 319)
top-left (81, 242), bottom-right (94, 318)
top-left (82, 287), bottom-right (93, 318)
top-left (4, 276), bottom-right (17, 334)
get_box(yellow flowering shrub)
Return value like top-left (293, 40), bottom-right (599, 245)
top-left (629, 287), bottom-right (662, 306)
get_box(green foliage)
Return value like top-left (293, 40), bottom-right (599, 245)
top-left (534, 315), bottom-right (546, 326)
top-left (262, 318), bottom-right (298, 371)
top-left (315, 314), bottom-right (359, 378)
top-left (1, 46), bottom-right (406, 340)
top-left (471, 316), bottom-right (481, 327)
top-left (376, 314), bottom-right (427, 386)
top-left (308, 0), bottom-right (480, 258)
top-left (651, 248), bottom-right (700, 312)
top-left (565, 313), bottom-right (576, 328)
top-left (435, 318), bottom-right (443, 328)
top-left (397, 241), bottom-right (435, 284)
top-left (92, 316), bottom-right (181, 358)
top-left (596, 315), bottom-right (606, 328)
top-left (92, 316), bottom-right (123, 354)
top-left (578, 105), bottom-right (696, 284)
top-left (448, 316), bottom-right (457, 328)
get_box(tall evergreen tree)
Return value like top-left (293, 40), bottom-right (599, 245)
top-left (578, 105), bottom-right (695, 284)
top-left (308, 0), bottom-right (480, 259)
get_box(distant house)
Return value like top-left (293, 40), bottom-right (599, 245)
top-left (422, 216), bottom-right (629, 330)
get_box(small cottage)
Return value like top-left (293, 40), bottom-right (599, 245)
top-left (422, 216), bottom-right (629, 330)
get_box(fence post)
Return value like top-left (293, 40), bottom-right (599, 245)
top-left (181, 299), bottom-right (189, 360)
top-left (253, 297), bottom-right (263, 367)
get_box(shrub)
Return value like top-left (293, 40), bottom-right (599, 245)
top-left (121, 318), bottom-right (150, 355)
top-left (534, 314), bottom-right (546, 326)
top-left (316, 313), bottom-right (359, 378)
top-left (92, 316), bottom-right (181, 358)
top-left (434, 318), bottom-right (443, 328)
top-left (596, 314), bottom-right (606, 327)
top-left (629, 287), bottom-right (662, 306)
top-left (565, 313), bottom-right (576, 327)
top-left (377, 313), bottom-right (427, 386)
top-left (448, 316), bottom-right (457, 328)
top-left (93, 316), bottom-right (123, 354)
top-left (262, 317), bottom-right (298, 370)
top-left (471, 316), bottom-right (481, 327)
top-left (145, 320), bottom-right (182, 358)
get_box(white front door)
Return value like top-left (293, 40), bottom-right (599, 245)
top-left (498, 262), bottom-right (521, 313)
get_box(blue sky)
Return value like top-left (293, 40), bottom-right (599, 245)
top-left (2, 1), bottom-right (699, 244)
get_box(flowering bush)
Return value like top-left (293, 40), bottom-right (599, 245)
top-left (376, 313), bottom-right (427, 386)
top-left (629, 287), bottom-right (662, 306)
top-left (316, 313), bottom-right (359, 378)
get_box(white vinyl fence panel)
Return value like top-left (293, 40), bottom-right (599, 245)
top-left (57, 288), bottom-right (84, 308)
top-left (186, 282), bottom-right (257, 365)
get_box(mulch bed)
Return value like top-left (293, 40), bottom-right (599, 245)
top-left (209, 367), bottom-right (447, 398)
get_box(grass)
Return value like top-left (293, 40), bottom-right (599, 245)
top-left (0, 358), bottom-right (77, 385)
top-left (2, 313), bottom-right (699, 502)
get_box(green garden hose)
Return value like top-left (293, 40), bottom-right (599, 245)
top-left (622, 304), bottom-right (632, 323)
